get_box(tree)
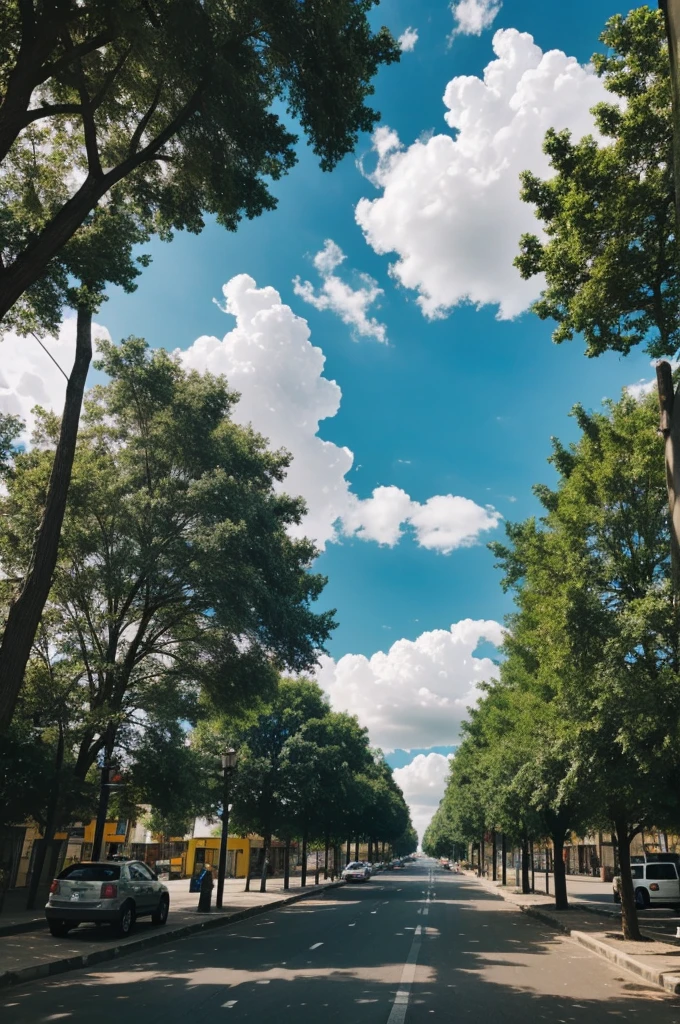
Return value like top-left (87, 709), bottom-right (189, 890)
top-left (514, 6), bottom-right (680, 591)
top-left (0, 339), bottom-right (335, 764)
top-left (229, 678), bottom-right (330, 891)
top-left (491, 388), bottom-right (680, 939)
top-left (0, 0), bottom-right (399, 733)
top-left (0, 0), bottom-right (400, 332)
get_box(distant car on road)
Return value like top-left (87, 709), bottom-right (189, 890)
top-left (45, 860), bottom-right (170, 938)
top-left (342, 862), bottom-right (371, 883)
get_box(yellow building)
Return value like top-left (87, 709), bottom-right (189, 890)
top-left (186, 837), bottom-right (250, 879)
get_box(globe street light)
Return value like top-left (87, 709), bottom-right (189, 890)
top-left (216, 748), bottom-right (238, 909)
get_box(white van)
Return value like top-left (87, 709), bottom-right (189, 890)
top-left (613, 857), bottom-right (680, 911)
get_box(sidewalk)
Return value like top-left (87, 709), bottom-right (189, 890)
top-left (462, 870), bottom-right (680, 995)
top-left (0, 876), bottom-right (344, 989)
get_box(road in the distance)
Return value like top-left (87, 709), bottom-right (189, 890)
top-left (3, 858), bottom-right (680, 1023)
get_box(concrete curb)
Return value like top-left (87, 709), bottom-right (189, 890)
top-left (462, 873), bottom-right (680, 996)
top-left (0, 881), bottom-right (345, 990)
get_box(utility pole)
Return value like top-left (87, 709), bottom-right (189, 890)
top-left (216, 748), bottom-right (237, 909)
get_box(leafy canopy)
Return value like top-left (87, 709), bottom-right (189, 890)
top-left (0, 0), bottom-right (400, 331)
top-left (515, 6), bottom-right (679, 358)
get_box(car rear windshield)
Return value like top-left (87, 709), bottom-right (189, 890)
top-left (346, 863), bottom-right (363, 870)
top-left (58, 864), bottom-right (121, 881)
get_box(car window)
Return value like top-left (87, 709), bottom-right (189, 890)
top-left (346, 863), bottom-right (362, 869)
top-left (135, 863), bottom-right (156, 881)
top-left (630, 866), bottom-right (643, 879)
top-left (129, 863), bottom-right (154, 881)
top-left (58, 863), bottom-right (121, 881)
top-left (646, 864), bottom-right (677, 880)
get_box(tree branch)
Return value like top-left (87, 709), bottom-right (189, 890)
top-left (21, 102), bottom-right (84, 128)
top-left (128, 82), bottom-right (163, 157)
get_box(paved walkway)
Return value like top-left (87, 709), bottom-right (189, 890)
top-left (463, 869), bottom-right (680, 994)
top-left (0, 876), bottom-right (343, 988)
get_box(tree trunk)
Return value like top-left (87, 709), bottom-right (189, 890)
top-left (552, 833), bottom-right (569, 910)
top-left (382, 841), bottom-right (386, 861)
top-left (367, 838), bottom-right (373, 864)
top-left (354, 839), bottom-right (359, 861)
top-left (530, 840), bottom-right (535, 893)
top-left (521, 838), bottom-right (531, 895)
top-left (323, 837), bottom-right (329, 880)
top-left (0, 305), bottom-right (93, 733)
top-left (259, 834), bottom-right (270, 893)
top-left (26, 722), bottom-right (65, 909)
top-left (479, 838), bottom-right (485, 877)
top-left (492, 831), bottom-right (497, 882)
top-left (614, 818), bottom-right (643, 941)
top-left (656, 362), bottom-right (680, 600)
top-left (301, 829), bottom-right (308, 887)
top-left (346, 838), bottom-right (351, 866)
top-left (501, 833), bottom-right (507, 886)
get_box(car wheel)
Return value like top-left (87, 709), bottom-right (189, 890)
top-left (114, 901), bottom-right (136, 937)
top-left (634, 887), bottom-right (649, 910)
top-left (48, 920), bottom-right (72, 938)
top-left (151, 895), bottom-right (169, 926)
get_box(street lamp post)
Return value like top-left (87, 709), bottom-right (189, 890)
top-left (216, 748), bottom-right (237, 909)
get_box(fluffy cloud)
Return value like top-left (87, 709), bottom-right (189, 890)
top-left (356, 28), bottom-right (609, 321)
top-left (398, 27), bottom-right (419, 52)
top-left (343, 486), bottom-right (501, 551)
top-left (0, 318), bottom-right (110, 441)
top-left (293, 239), bottom-right (387, 343)
top-left (181, 276), bottom-right (501, 551)
top-left (451, 0), bottom-right (501, 37)
top-left (316, 617), bottom-right (504, 752)
top-left (393, 752), bottom-right (453, 841)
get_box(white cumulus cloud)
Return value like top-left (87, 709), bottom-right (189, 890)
top-left (356, 28), bottom-right (609, 321)
top-left (316, 618), bottom-right (504, 752)
top-left (393, 752), bottom-right (454, 842)
top-left (451, 0), bottom-right (502, 37)
top-left (293, 239), bottom-right (387, 343)
top-left (398, 27), bottom-right (419, 52)
top-left (181, 276), bottom-right (501, 552)
top-left (0, 317), bottom-right (111, 442)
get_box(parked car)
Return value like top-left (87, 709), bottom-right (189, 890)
top-left (342, 862), bottom-right (371, 883)
top-left (613, 856), bottom-right (680, 911)
top-left (45, 860), bottom-right (170, 938)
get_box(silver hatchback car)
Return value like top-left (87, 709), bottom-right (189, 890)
top-left (45, 860), bottom-right (169, 938)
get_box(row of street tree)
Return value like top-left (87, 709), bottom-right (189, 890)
top-left (0, 2), bottom-right (413, 903)
top-left (426, 6), bottom-right (680, 944)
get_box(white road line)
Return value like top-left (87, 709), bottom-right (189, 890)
top-left (348, 923), bottom-right (356, 927)
top-left (422, 908), bottom-right (429, 916)
top-left (387, 923), bottom-right (423, 1024)
top-left (221, 1001), bottom-right (238, 1008)
top-left (310, 942), bottom-right (323, 949)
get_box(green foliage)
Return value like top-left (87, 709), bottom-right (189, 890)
top-left (0, 0), bottom-right (400, 332)
top-left (431, 387), bottom-right (680, 924)
top-left (515, 6), bottom-right (679, 357)
top-left (0, 339), bottom-right (335, 789)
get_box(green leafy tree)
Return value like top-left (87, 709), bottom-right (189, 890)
top-left (0, 0), bottom-right (399, 734)
top-left (229, 678), bottom-right (330, 891)
top-left (491, 388), bottom-right (680, 938)
top-left (0, 0), bottom-right (400, 331)
top-left (515, 6), bottom-right (675, 358)
top-left (0, 340), bottom-right (335, 777)
top-left (514, 6), bottom-right (680, 593)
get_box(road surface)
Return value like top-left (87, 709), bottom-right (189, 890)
top-left (3, 858), bottom-right (679, 1022)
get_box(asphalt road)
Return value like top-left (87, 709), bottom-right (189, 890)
top-left (4, 858), bottom-right (680, 1023)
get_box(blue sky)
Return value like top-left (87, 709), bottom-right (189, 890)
top-left (2, 0), bottom-right (656, 839)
